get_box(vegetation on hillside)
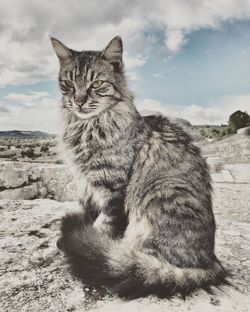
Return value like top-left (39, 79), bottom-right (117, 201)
top-left (198, 110), bottom-right (250, 140)
top-left (0, 137), bottom-right (58, 162)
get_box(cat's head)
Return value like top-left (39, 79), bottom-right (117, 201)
top-left (51, 36), bottom-right (128, 119)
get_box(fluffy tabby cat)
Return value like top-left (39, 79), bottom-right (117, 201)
top-left (51, 36), bottom-right (228, 299)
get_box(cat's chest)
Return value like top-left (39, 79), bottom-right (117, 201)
top-left (63, 127), bottom-right (99, 164)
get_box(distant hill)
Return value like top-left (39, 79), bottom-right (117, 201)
top-left (0, 130), bottom-right (53, 138)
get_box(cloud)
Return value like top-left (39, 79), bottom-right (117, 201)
top-left (165, 29), bottom-right (187, 52)
top-left (123, 53), bottom-right (146, 70)
top-left (4, 91), bottom-right (50, 107)
top-left (0, 91), bottom-right (60, 133)
top-left (136, 94), bottom-right (250, 125)
top-left (0, 107), bottom-right (9, 113)
top-left (1, 0), bottom-right (250, 86)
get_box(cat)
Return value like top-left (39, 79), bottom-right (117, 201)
top-left (51, 36), bottom-right (228, 299)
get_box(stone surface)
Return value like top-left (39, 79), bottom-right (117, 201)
top-left (0, 183), bottom-right (39, 200)
top-left (0, 181), bottom-right (250, 312)
top-left (0, 161), bottom-right (77, 201)
top-left (199, 134), bottom-right (250, 163)
top-left (224, 164), bottom-right (250, 183)
top-left (0, 161), bottom-right (29, 188)
top-left (1, 161), bottom-right (250, 202)
top-left (237, 126), bottom-right (250, 135)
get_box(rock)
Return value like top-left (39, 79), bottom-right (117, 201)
top-left (213, 183), bottom-right (250, 223)
top-left (206, 156), bottom-right (224, 173)
top-left (0, 161), bottom-right (77, 202)
top-left (221, 170), bottom-right (234, 183)
top-left (198, 134), bottom-right (250, 163)
top-left (38, 186), bottom-right (48, 198)
top-left (224, 164), bottom-right (250, 183)
top-left (58, 180), bottom-right (77, 202)
top-left (0, 181), bottom-right (250, 311)
top-left (237, 126), bottom-right (250, 135)
top-left (27, 165), bottom-right (41, 181)
top-left (40, 165), bottom-right (77, 201)
top-left (0, 183), bottom-right (39, 200)
top-left (0, 161), bottom-right (29, 188)
top-left (3, 160), bottom-right (250, 202)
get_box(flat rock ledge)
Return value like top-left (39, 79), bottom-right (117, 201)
top-left (0, 161), bottom-right (77, 202)
top-left (1, 181), bottom-right (250, 312)
top-left (1, 161), bottom-right (250, 203)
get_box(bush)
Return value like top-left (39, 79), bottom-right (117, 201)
top-left (211, 128), bottom-right (220, 136)
top-left (21, 148), bottom-right (35, 158)
top-left (55, 159), bottom-right (64, 164)
top-left (200, 129), bottom-right (206, 137)
top-left (225, 126), bottom-right (233, 135)
top-left (40, 145), bottom-right (49, 153)
top-left (228, 110), bottom-right (250, 132)
top-left (220, 129), bottom-right (226, 136)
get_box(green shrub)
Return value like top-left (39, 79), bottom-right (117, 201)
top-left (40, 145), bottom-right (49, 153)
top-left (228, 110), bottom-right (250, 132)
top-left (21, 148), bottom-right (35, 158)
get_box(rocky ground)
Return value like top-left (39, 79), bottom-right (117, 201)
top-left (0, 162), bottom-right (77, 202)
top-left (198, 132), bottom-right (250, 164)
top-left (1, 168), bottom-right (250, 311)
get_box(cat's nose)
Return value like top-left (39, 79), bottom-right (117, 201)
top-left (75, 94), bottom-right (88, 107)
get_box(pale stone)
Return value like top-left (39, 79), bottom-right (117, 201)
top-left (1, 183), bottom-right (250, 311)
top-left (237, 126), bottom-right (250, 135)
top-left (0, 183), bottom-right (39, 200)
top-left (0, 161), bottom-right (77, 201)
top-left (0, 161), bottom-right (29, 188)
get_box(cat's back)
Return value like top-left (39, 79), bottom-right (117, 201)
top-left (126, 113), bottom-right (212, 214)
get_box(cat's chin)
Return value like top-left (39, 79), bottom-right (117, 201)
top-left (74, 109), bottom-right (99, 119)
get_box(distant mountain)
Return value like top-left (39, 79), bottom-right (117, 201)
top-left (0, 130), bottom-right (53, 138)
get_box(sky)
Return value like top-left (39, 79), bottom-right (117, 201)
top-left (1, 0), bottom-right (250, 133)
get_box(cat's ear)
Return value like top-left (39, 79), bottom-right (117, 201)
top-left (101, 36), bottom-right (123, 70)
top-left (50, 37), bottom-right (72, 65)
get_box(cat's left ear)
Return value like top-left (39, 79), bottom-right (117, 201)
top-left (101, 36), bottom-right (123, 70)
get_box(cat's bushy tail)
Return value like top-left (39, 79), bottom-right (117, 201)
top-left (58, 212), bottom-right (229, 299)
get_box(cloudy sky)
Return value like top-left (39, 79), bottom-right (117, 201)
top-left (1, 0), bottom-right (250, 133)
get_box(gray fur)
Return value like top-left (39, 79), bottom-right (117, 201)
top-left (51, 36), bottom-right (228, 298)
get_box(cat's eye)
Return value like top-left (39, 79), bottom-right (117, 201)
top-left (92, 80), bottom-right (103, 88)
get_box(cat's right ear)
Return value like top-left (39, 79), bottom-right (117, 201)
top-left (50, 37), bottom-right (72, 65)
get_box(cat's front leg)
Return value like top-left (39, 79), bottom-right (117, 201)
top-left (93, 196), bottom-right (128, 238)
top-left (93, 212), bottom-right (115, 235)
top-left (78, 196), bottom-right (99, 225)
top-left (77, 179), bottom-right (100, 225)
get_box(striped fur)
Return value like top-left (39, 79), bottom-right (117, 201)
top-left (51, 36), bottom-right (228, 298)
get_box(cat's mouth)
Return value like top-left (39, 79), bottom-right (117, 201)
top-left (74, 106), bottom-right (90, 113)
top-left (78, 107), bottom-right (88, 112)
top-left (73, 106), bottom-right (96, 117)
